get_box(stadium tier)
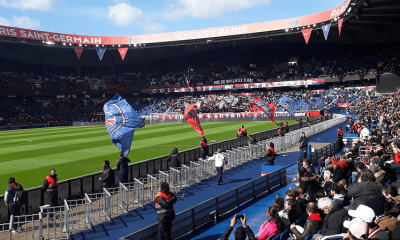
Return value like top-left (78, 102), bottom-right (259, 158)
top-left (0, 0), bottom-right (400, 239)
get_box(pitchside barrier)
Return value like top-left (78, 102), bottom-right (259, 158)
top-left (0, 115), bottom-right (346, 239)
top-left (120, 138), bottom-right (343, 239)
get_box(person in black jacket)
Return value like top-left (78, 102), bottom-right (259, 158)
top-left (42, 168), bottom-right (59, 221)
top-left (266, 142), bottom-right (279, 165)
top-left (200, 136), bottom-right (209, 159)
top-left (314, 197), bottom-right (348, 238)
top-left (220, 214), bottom-right (256, 240)
top-left (5, 177), bottom-right (23, 233)
top-left (331, 163), bottom-right (344, 183)
top-left (116, 154), bottom-right (130, 183)
top-left (99, 160), bottom-right (114, 188)
top-left (290, 202), bottom-right (323, 240)
top-left (155, 182), bottom-right (177, 240)
top-left (285, 199), bottom-right (303, 225)
top-left (347, 169), bottom-right (382, 211)
top-left (167, 148), bottom-right (181, 168)
top-left (299, 132), bottom-right (308, 152)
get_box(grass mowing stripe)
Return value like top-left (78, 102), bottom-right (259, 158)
top-left (0, 121), bottom-right (295, 190)
top-left (0, 121), bottom-right (264, 163)
top-left (0, 121), bottom-right (244, 155)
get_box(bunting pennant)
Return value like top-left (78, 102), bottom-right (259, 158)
top-left (322, 23), bottom-right (331, 40)
top-left (301, 29), bottom-right (313, 44)
top-left (338, 19), bottom-right (344, 36)
top-left (253, 98), bottom-right (277, 123)
top-left (118, 48), bottom-right (128, 60)
top-left (73, 46), bottom-right (84, 60)
top-left (95, 47), bottom-right (106, 60)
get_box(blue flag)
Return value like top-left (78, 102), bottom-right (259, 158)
top-left (96, 47), bottom-right (106, 60)
top-left (322, 23), bottom-right (331, 40)
top-left (277, 96), bottom-right (300, 119)
top-left (104, 94), bottom-right (145, 155)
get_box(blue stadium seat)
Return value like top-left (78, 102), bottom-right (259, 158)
top-left (269, 235), bottom-right (279, 240)
top-left (305, 234), bottom-right (313, 240)
top-left (280, 229), bottom-right (290, 240)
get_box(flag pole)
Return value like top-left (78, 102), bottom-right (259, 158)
top-left (276, 103), bottom-right (298, 120)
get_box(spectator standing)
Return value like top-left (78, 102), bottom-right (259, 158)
top-left (241, 125), bottom-right (247, 137)
top-left (155, 182), bottom-right (177, 240)
top-left (266, 142), bottom-right (279, 165)
top-left (167, 148), bottom-right (181, 168)
top-left (337, 127), bottom-right (344, 148)
top-left (200, 136), bottom-right (209, 159)
top-left (300, 132), bottom-right (308, 152)
top-left (213, 149), bottom-right (227, 185)
top-left (99, 160), bottom-right (114, 188)
top-left (237, 127), bottom-right (242, 138)
top-left (5, 177), bottom-right (23, 233)
top-left (116, 154), bottom-right (130, 183)
top-left (42, 169), bottom-right (58, 221)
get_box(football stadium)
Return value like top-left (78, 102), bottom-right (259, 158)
top-left (1, 0), bottom-right (400, 239)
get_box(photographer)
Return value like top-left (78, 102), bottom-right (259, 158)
top-left (220, 214), bottom-right (256, 240)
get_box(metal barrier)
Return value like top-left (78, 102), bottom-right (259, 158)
top-left (0, 115), bottom-right (346, 239)
top-left (11, 213), bottom-right (43, 240)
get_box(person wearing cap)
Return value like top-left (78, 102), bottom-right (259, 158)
top-left (347, 169), bottom-right (382, 211)
top-left (342, 218), bottom-right (369, 240)
top-left (266, 142), bottom-right (279, 165)
top-left (298, 159), bottom-right (318, 202)
top-left (374, 170), bottom-right (386, 185)
top-left (346, 205), bottom-right (390, 240)
top-left (290, 202), bottom-right (323, 240)
top-left (213, 149), bottom-right (227, 185)
top-left (372, 158), bottom-right (396, 184)
top-left (314, 197), bottom-right (348, 237)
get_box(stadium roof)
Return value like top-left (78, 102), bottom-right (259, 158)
top-left (0, 0), bottom-right (352, 49)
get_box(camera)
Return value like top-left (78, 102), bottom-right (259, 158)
top-left (235, 214), bottom-right (244, 220)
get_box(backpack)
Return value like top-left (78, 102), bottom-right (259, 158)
top-left (8, 185), bottom-right (24, 205)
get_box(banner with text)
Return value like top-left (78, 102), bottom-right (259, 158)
top-left (141, 79), bottom-right (325, 94)
top-left (0, 1), bottom-right (349, 46)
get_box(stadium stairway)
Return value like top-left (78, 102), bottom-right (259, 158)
top-left (70, 117), bottom-right (350, 240)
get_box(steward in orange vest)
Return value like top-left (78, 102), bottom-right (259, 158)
top-left (42, 168), bottom-right (59, 219)
top-left (241, 125), bottom-right (247, 137)
top-left (285, 122), bottom-right (289, 133)
top-left (155, 182), bottom-right (177, 240)
top-left (278, 127), bottom-right (284, 136)
top-left (200, 136), bottom-right (209, 159)
top-left (237, 127), bottom-right (242, 138)
top-left (266, 142), bottom-right (279, 165)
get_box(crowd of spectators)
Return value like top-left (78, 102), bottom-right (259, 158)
top-left (0, 45), bottom-right (398, 93)
top-left (138, 89), bottom-right (335, 116)
top-left (227, 91), bottom-right (400, 240)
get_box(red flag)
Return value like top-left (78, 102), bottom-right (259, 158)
top-left (253, 98), bottom-right (277, 123)
top-left (301, 29), bottom-right (312, 44)
top-left (73, 46), bottom-right (84, 60)
top-left (338, 18), bottom-right (343, 36)
top-left (118, 48), bottom-right (128, 60)
top-left (184, 103), bottom-right (204, 137)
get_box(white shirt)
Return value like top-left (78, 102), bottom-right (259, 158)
top-left (360, 127), bottom-right (370, 140)
top-left (214, 153), bottom-right (227, 168)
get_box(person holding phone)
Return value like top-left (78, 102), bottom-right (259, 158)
top-left (220, 214), bottom-right (256, 240)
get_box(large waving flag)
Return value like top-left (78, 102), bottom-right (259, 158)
top-left (104, 94), bottom-right (145, 155)
top-left (277, 96), bottom-right (300, 119)
top-left (184, 103), bottom-right (204, 137)
top-left (253, 98), bottom-right (277, 123)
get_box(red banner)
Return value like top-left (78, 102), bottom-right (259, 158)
top-left (338, 18), bottom-right (343, 36)
top-left (338, 103), bottom-right (351, 108)
top-left (0, 1), bottom-right (349, 45)
top-left (73, 46), bottom-right (84, 60)
top-left (301, 29), bottom-right (313, 44)
top-left (184, 103), bottom-right (204, 137)
top-left (118, 48), bottom-right (128, 60)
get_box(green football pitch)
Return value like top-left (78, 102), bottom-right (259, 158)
top-left (0, 120), bottom-right (296, 191)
